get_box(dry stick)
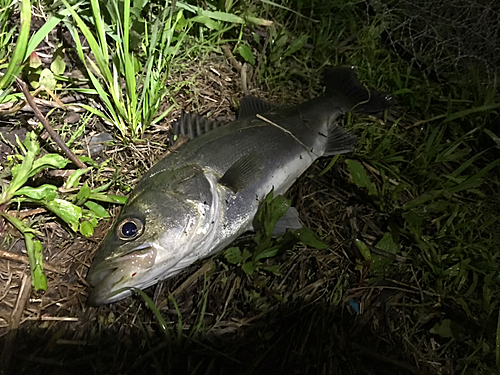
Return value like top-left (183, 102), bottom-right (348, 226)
top-left (0, 248), bottom-right (62, 274)
top-left (15, 78), bottom-right (86, 169)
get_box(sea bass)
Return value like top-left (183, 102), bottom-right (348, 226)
top-left (87, 67), bottom-right (392, 305)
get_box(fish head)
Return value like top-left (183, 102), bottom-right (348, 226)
top-left (87, 165), bottom-right (217, 306)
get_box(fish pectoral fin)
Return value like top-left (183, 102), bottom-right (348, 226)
top-left (324, 124), bottom-right (358, 156)
top-left (169, 110), bottom-right (226, 146)
top-left (238, 95), bottom-right (278, 119)
top-left (219, 152), bottom-right (262, 192)
top-left (273, 207), bottom-right (302, 235)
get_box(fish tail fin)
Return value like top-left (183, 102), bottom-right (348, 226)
top-left (323, 66), bottom-right (394, 113)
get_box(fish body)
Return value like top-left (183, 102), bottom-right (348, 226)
top-left (87, 67), bottom-right (392, 305)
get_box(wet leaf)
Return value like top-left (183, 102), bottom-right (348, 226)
top-left (242, 261), bottom-right (255, 275)
top-left (355, 239), bottom-right (371, 261)
top-left (224, 247), bottom-right (243, 264)
top-left (430, 319), bottom-right (453, 338)
top-left (65, 168), bottom-right (91, 189)
top-left (50, 47), bottom-right (66, 75)
top-left (14, 184), bottom-right (58, 201)
top-left (293, 228), bottom-right (328, 249)
top-left (25, 233), bottom-right (47, 291)
top-left (39, 68), bottom-right (56, 91)
top-left (237, 44), bottom-right (255, 65)
top-left (79, 220), bottom-right (94, 237)
top-left (30, 153), bottom-right (69, 177)
top-left (262, 264), bottom-right (281, 276)
top-left (84, 200), bottom-right (109, 218)
top-left (45, 199), bottom-right (82, 232)
top-left (255, 246), bottom-right (279, 261)
top-left (29, 51), bottom-right (42, 69)
top-left (190, 15), bottom-right (220, 30)
top-left (345, 159), bottom-right (377, 196)
top-left (89, 192), bottom-right (127, 204)
top-left (285, 34), bottom-right (308, 56)
top-left (75, 182), bottom-right (91, 205)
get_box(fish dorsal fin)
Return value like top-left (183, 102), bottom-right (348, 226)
top-left (273, 206), bottom-right (302, 235)
top-left (324, 124), bottom-right (358, 156)
top-left (169, 110), bottom-right (226, 146)
top-left (323, 66), bottom-right (394, 114)
top-left (219, 152), bottom-right (262, 192)
top-left (238, 95), bottom-right (277, 119)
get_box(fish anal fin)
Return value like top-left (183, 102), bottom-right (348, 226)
top-left (324, 124), bottom-right (358, 156)
top-left (273, 207), bottom-right (302, 235)
top-left (238, 95), bottom-right (278, 119)
top-left (323, 66), bottom-right (394, 114)
top-left (219, 152), bottom-right (262, 192)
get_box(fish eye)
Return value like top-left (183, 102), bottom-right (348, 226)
top-left (117, 218), bottom-right (143, 240)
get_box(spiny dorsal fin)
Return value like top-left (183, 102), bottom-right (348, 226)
top-left (324, 124), bottom-right (358, 156)
top-left (323, 66), bottom-right (394, 114)
top-left (169, 110), bottom-right (226, 146)
top-left (238, 95), bottom-right (278, 119)
top-left (219, 152), bottom-right (262, 192)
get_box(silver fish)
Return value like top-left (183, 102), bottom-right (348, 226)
top-left (87, 66), bottom-right (392, 305)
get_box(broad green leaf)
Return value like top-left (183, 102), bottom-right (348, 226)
top-left (14, 184), bottom-right (58, 201)
top-left (376, 233), bottom-right (399, 254)
top-left (285, 34), bottom-right (308, 56)
top-left (241, 249), bottom-right (252, 262)
top-left (242, 261), bottom-right (255, 275)
top-left (79, 220), bottom-right (94, 237)
top-left (355, 239), bottom-right (371, 261)
top-left (293, 228), bottom-right (328, 249)
top-left (237, 44), bottom-right (255, 65)
top-left (64, 168), bottom-right (91, 189)
top-left (2, 132), bottom-right (38, 202)
top-left (25, 233), bottom-right (47, 291)
top-left (190, 15), bottom-right (220, 30)
top-left (45, 199), bottom-right (82, 232)
top-left (224, 247), bottom-right (243, 264)
top-left (84, 200), bottom-right (110, 218)
top-left (430, 319), bottom-right (453, 338)
top-left (370, 233), bottom-right (398, 273)
top-left (345, 159), bottom-right (377, 196)
top-left (0, 212), bottom-right (41, 236)
top-left (262, 264), bottom-right (281, 276)
top-left (75, 182), bottom-right (91, 205)
top-left (30, 153), bottom-right (69, 177)
top-left (29, 51), bottom-right (42, 69)
top-left (89, 192), bottom-right (127, 204)
top-left (50, 47), bottom-right (66, 75)
top-left (39, 68), bottom-right (56, 91)
top-left (275, 33), bottom-right (288, 48)
top-left (255, 246), bottom-right (279, 261)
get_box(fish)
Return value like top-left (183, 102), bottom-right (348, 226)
top-left (86, 66), bottom-right (392, 305)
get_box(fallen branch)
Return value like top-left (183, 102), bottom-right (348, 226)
top-left (0, 248), bottom-right (62, 274)
top-left (15, 78), bottom-right (86, 169)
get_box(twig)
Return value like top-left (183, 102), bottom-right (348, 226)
top-left (221, 44), bottom-right (242, 73)
top-left (241, 63), bottom-right (249, 95)
top-left (15, 78), bottom-right (86, 169)
top-left (0, 248), bottom-right (62, 274)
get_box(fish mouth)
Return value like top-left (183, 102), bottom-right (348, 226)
top-left (87, 246), bottom-right (157, 306)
